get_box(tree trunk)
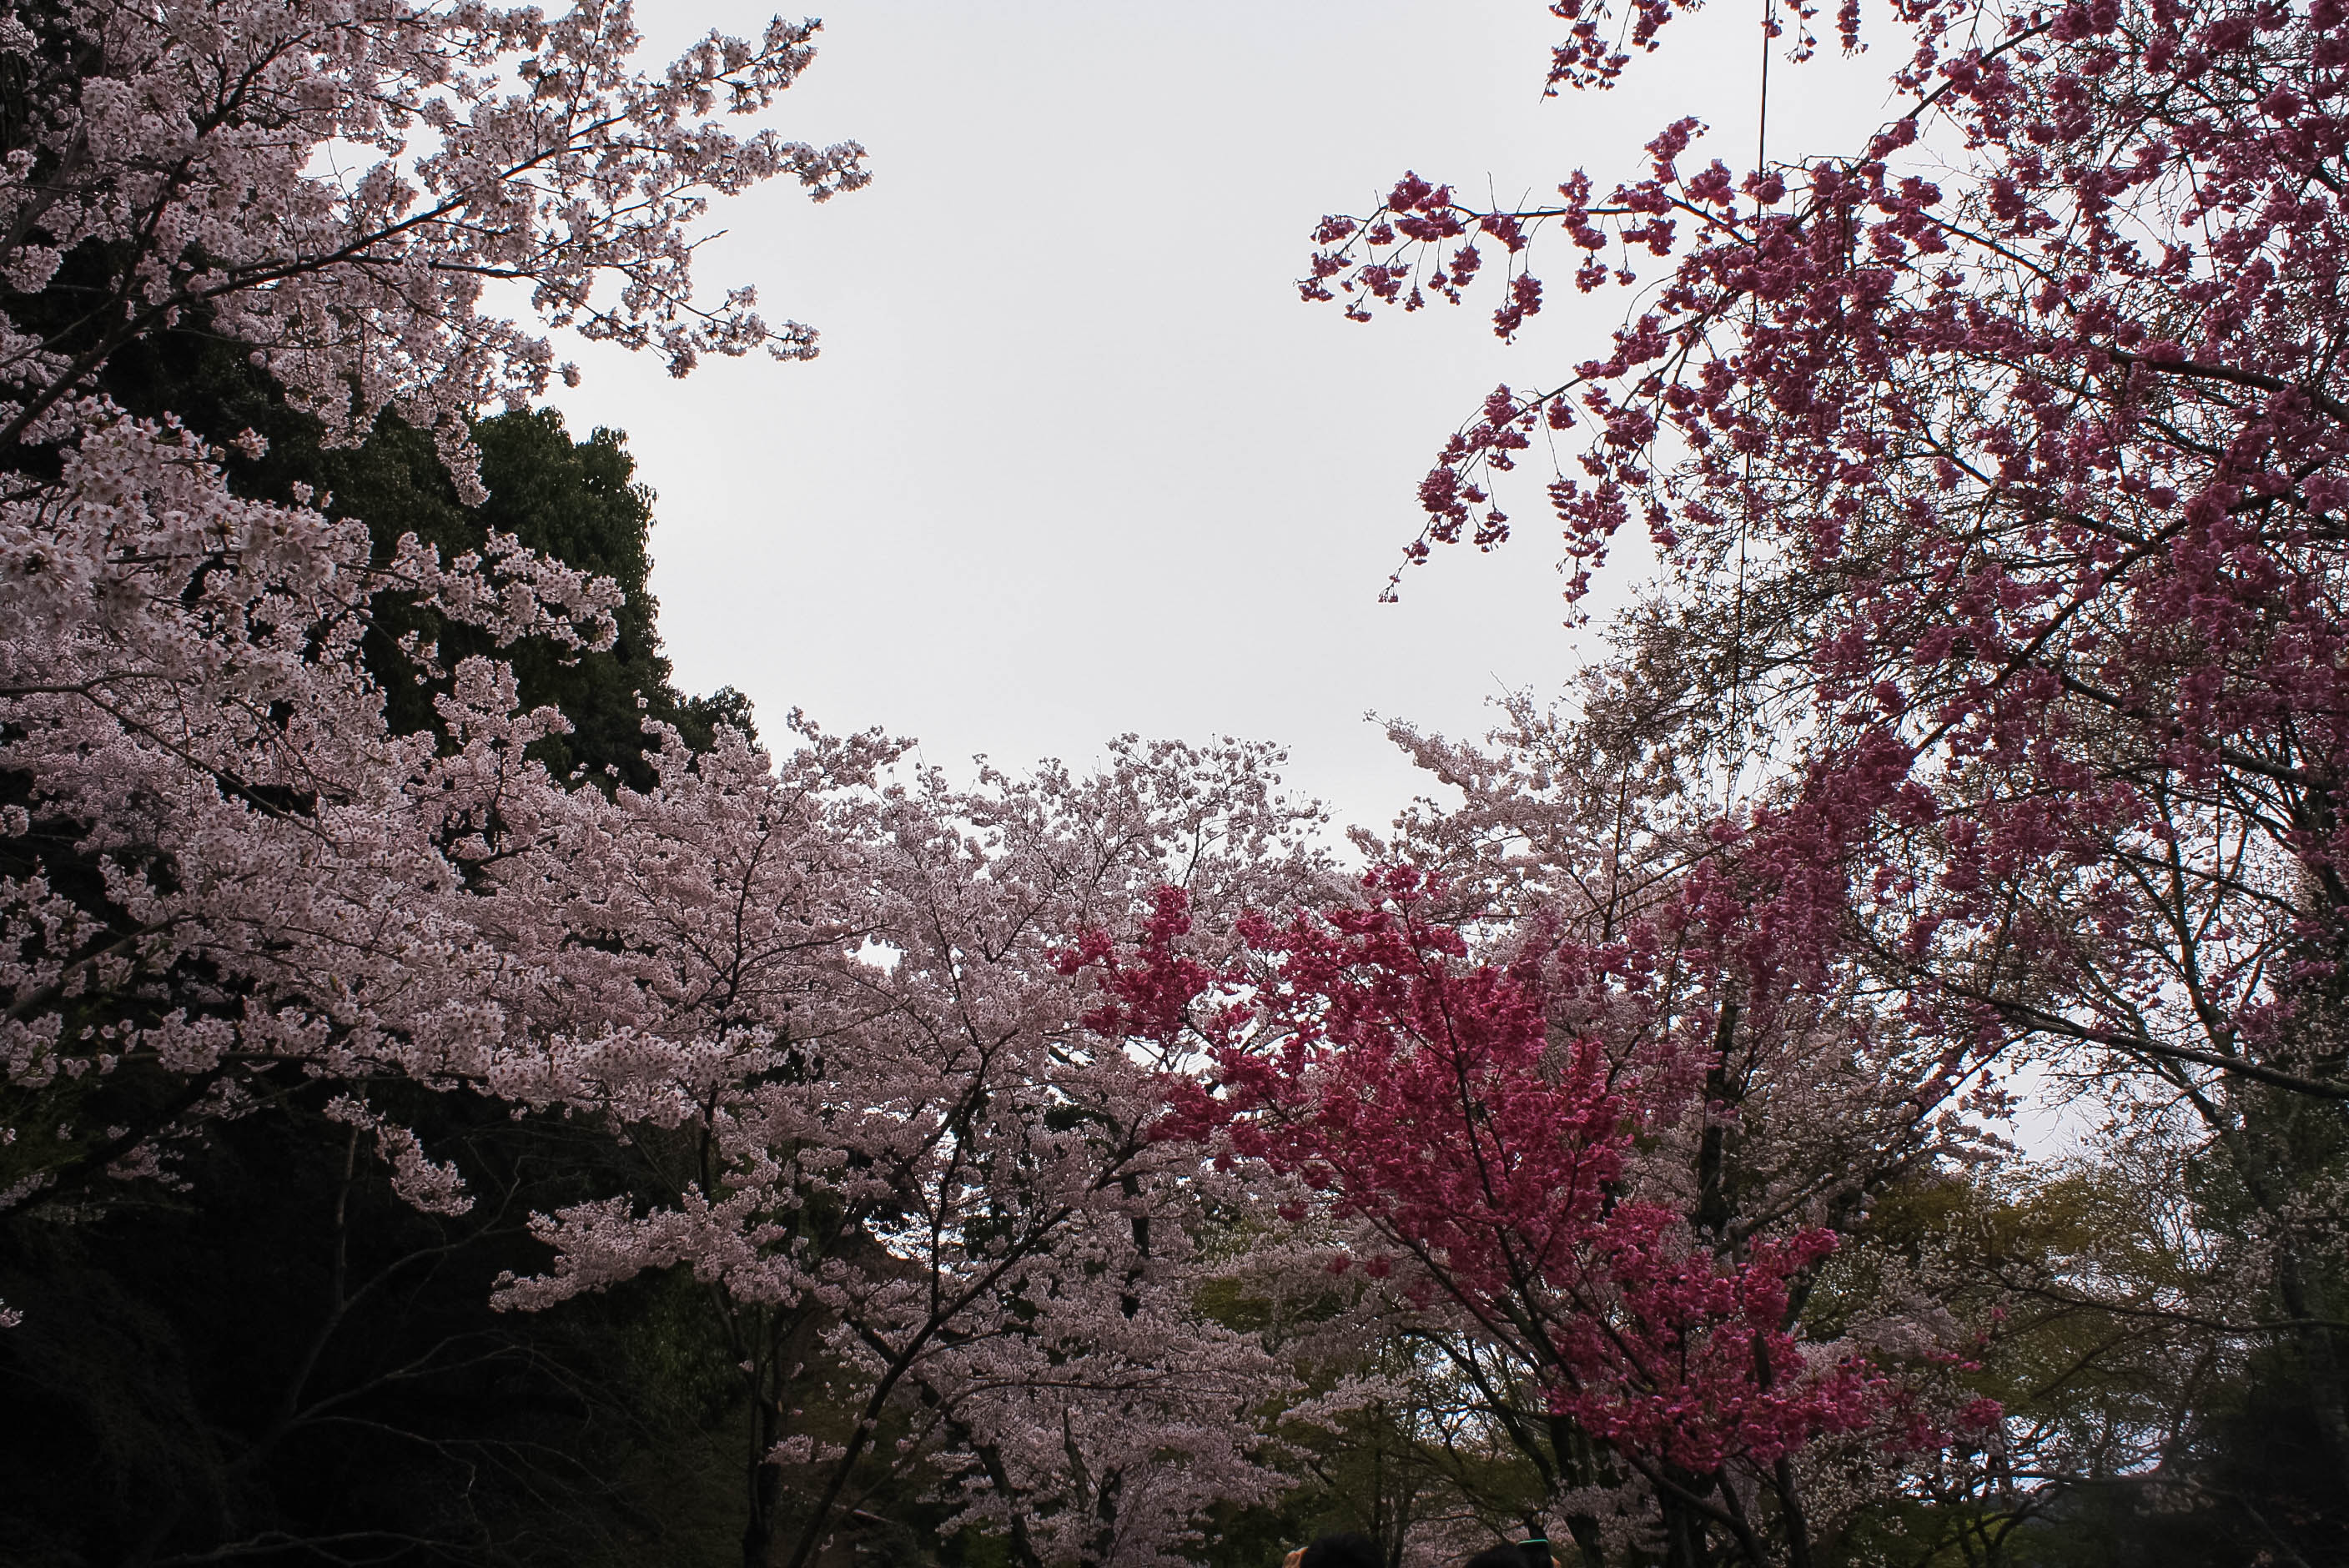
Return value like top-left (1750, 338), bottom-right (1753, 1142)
top-left (742, 1383), bottom-right (786, 1568)
top-left (742, 1308), bottom-right (824, 1568)
top-left (1658, 1492), bottom-right (1708, 1568)
top-left (2273, 1255), bottom-right (2349, 1495)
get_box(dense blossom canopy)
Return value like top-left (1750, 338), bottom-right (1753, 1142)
top-left (11, 0), bottom-right (2348, 1564)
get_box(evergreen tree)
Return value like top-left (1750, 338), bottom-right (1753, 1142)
top-left (88, 316), bottom-right (754, 783)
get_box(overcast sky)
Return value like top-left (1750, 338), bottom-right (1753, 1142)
top-left (541, 2), bottom-right (1892, 832)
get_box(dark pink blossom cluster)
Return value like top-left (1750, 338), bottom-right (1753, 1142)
top-left (1074, 871), bottom-right (1910, 1494)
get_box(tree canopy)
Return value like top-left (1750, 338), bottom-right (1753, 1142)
top-left (8, 3), bottom-right (2349, 1567)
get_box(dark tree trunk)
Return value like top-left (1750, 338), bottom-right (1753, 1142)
top-left (741, 1307), bottom-right (822, 1568)
top-left (742, 1385), bottom-right (786, 1568)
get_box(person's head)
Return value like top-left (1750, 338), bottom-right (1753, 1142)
top-left (1299, 1533), bottom-right (1382, 1568)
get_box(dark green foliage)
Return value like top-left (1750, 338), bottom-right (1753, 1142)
top-left (1960, 1349), bottom-right (2349, 1568)
top-left (0, 1083), bottom-right (750, 1567)
top-left (88, 316), bottom-right (752, 786)
top-left (1805, 1172), bottom-right (2349, 1568)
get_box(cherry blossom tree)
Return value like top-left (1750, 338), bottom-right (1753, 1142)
top-left (1300, 0), bottom-right (2349, 1539)
top-left (0, 0), bottom-right (865, 485)
top-left (1062, 850), bottom-right (2004, 1568)
top-left (2, 0), bottom-right (864, 1214)
top-left (493, 737), bottom-right (1327, 1568)
top-left (4, 10), bottom-right (1336, 1561)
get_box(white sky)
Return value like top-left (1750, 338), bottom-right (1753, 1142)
top-left (543, 2), bottom-right (1895, 833)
